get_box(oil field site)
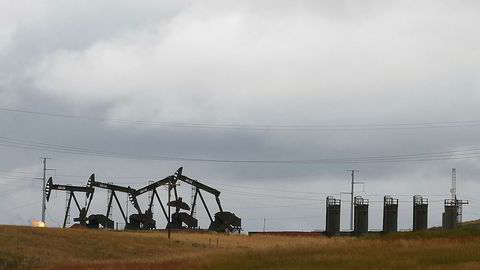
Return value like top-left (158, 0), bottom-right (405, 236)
top-left (2, 165), bottom-right (480, 269)
top-left (2, 0), bottom-right (480, 269)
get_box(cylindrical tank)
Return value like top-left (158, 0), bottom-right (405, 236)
top-left (442, 199), bottom-right (458, 230)
top-left (325, 196), bottom-right (341, 236)
top-left (354, 196), bottom-right (369, 235)
top-left (383, 196), bottom-right (398, 233)
top-left (413, 195), bottom-right (428, 231)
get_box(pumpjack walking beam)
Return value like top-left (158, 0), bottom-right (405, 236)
top-left (45, 177), bottom-right (94, 228)
top-left (87, 174), bottom-right (139, 224)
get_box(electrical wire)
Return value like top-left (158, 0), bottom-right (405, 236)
top-left (2, 106), bottom-right (480, 131)
top-left (1, 135), bottom-right (480, 164)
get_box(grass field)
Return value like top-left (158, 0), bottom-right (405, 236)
top-left (2, 224), bottom-right (480, 270)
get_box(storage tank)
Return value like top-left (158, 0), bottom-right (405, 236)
top-left (354, 196), bottom-right (369, 235)
top-left (442, 198), bottom-right (468, 230)
top-left (413, 195), bottom-right (428, 231)
top-left (383, 196), bottom-right (398, 233)
top-left (325, 196), bottom-right (341, 236)
top-left (442, 199), bottom-right (457, 230)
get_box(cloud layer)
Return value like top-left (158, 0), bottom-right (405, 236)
top-left (31, 0), bottom-right (480, 124)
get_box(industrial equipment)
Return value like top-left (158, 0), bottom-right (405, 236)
top-left (353, 196), bottom-right (369, 235)
top-left (413, 195), bottom-right (428, 231)
top-left (128, 174), bottom-right (176, 230)
top-left (44, 167), bottom-right (241, 232)
top-left (129, 167), bottom-right (241, 232)
top-left (325, 196), bottom-right (341, 236)
top-left (175, 167), bottom-right (241, 232)
top-left (383, 196), bottom-right (398, 233)
top-left (442, 197), bottom-right (468, 230)
top-left (87, 174), bottom-right (141, 229)
top-left (45, 177), bottom-right (94, 228)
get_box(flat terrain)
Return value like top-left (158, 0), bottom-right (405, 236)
top-left (2, 224), bottom-right (480, 270)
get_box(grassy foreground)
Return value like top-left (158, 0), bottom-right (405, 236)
top-left (1, 225), bottom-right (480, 270)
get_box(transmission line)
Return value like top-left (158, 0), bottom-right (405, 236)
top-left (1, 107), bottom-right (480, 131)
top-left (1, 135), bottom-right (480, 164)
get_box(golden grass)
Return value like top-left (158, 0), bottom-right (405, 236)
top-left (1, 225), bottom-right (480, 270)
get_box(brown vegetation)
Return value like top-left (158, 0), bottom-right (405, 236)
top-left (1, 225), bottom-right (480, 270)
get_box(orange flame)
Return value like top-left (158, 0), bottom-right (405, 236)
top-left (32, 221), bottom-right (46, 227)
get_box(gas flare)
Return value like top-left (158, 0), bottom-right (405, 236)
top-left (32, 221), bottom-right (46, 227)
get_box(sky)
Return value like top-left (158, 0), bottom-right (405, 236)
top-left (0, 0), bottom-right (480, 232)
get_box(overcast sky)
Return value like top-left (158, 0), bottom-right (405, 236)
top-left (1, 0), bottom-right (480, 232)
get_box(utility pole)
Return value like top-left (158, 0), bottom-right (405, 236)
top-left (168, 179), bottom-right (171, 239)
top-left (38, 157), bottom-right (54, 224)
top-left (42, 158), bottom-right (47, 223)
top-left (348, 170), bottom-right (362, 231)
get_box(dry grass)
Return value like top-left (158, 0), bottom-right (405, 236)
top-left (1, 225), bottom-right (480, 270)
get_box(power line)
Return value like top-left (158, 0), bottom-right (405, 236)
top-left (1, 135), bottom-right (480, 164)
top-left (0, 169), bottom-right (457, 202)
top-left (244, 215), bottom-right (324, 220)
top-left (203, 181), bottom-right (333, 195)
top-left (2, 106), bottom-right (480, 131)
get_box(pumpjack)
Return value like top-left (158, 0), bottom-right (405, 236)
top-left (45, 167), bottom-right (241, 232)
top-left (175, 167), bottom-right (241, 232)
top-left (45, 177), bottom-right (95, 228)
top-left (130, 167), bottom-right (241, 232)
top-left (87, 174), bottom-right (143, 229)
top-left (128, 173), bottom-right (177, 230)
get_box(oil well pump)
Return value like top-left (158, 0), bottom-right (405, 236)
top-left (45, 177), bottom-right (94, 228)
top-left (129, 167), bottom-right (241, 232)
top-left (45, 167), bottom-right (240, 232)
top-left (175, 167), bottom-right (241, 232)
top-left (128, 171), bottom-right (183, 230)
top-left (87, 174), bottom-right (142, 229)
